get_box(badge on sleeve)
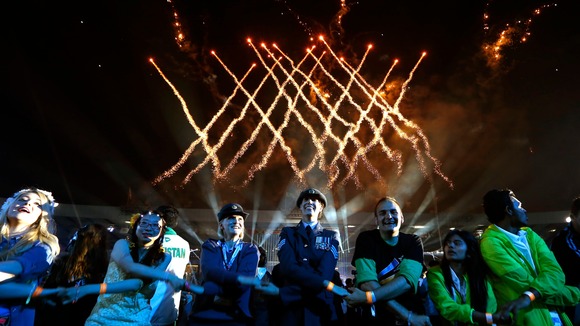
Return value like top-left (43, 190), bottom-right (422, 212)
top-left (330, 244), bottom-right (338, 259)
top-left (277, 238), bottom-right (286, 250)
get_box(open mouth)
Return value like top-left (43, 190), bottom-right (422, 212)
top-left (17, 207), bottom-right (31, 213)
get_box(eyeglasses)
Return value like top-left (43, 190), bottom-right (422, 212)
top-left (138, 222), bottom-right (162, 230)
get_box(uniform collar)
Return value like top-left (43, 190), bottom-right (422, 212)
top-left (300, 221), bottom-right (319, 230)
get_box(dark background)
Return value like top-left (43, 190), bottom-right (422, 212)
top-left (2, 0), bottom-right (579, 224)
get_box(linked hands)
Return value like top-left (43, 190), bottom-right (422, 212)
top-left (59, 286), bottom-right (85, 305)
top-left (343, 287), bottom-right (368, 306)
top-left (408, 314), bottom-right (432, 326)
top-left (238, 276), bottom-right (350, 298)
top-left (495, 296), bottom-right (527, 324)
top-left (43, 286), bottom-right (99, 306)
top-left (255, 282), bottom-right (280, 296)
top-left (182, 281), bottom-right (204, 295)
top-left (237, 275), bottom-right (280, 296)
top-left (164, 273), bottom-right (186, 292)
top-left (34, 287), bottom-right (67, 306)
top-left (322, 280), bottom-right (350, 297)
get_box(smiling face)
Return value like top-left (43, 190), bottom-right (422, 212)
top-left (6, 192), bottom-right (44, 229)
top-left (375, 199), bottom-right (404, 237)
top-left (219, 215), bottom-right (245, 241)
top-left (300, 196), bottom-right (324, 223)
top-left (136, 213), bottom-right (164, 246)
top-left (444, 234), bottom-right (467, 262)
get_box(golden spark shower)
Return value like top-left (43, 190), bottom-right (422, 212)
top-left (151, 37), bottom-right (453, 190)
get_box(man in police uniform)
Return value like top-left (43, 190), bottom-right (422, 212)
top-left (276, 188), bottom-right (346, 326)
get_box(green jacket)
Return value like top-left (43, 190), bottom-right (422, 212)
top-left (427, 265), bottom-right (497, 325)
top-left (480, 225), bottom-right (580, 325)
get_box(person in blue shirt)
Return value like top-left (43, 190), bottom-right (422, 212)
top-left (0, 187), bottom-right (61, 326)
top-left (189, 203), bottom-right (259, 326)
top-left (274, 188), bottom-right (348, 326)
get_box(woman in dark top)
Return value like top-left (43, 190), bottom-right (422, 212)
top-left (36, 224), bottom-right (109, 325)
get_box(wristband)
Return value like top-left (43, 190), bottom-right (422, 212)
top-left (365, 291), bottom-right (376, 304)
top-left (32, 286), bottom-right (43, 298)
top-left (485, 312), bottom-right (493, 325)
top-left (100, 283), bottom-right (107, 294)
top-left (326, 281), bottom-right (334, 291)
top-left (523, 290), bottom-right (536, 302)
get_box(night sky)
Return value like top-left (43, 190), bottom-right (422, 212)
top-left (3, 0), bottom-right (580, 220)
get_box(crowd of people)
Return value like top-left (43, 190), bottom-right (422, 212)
top-left (0, 186), bottom-right (579, 326)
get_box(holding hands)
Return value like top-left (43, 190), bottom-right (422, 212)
top-left (163, 272), bottom-right (186, 292)
top-left (323, 280), bottom-right (350, 297)
top-left (343, 287), bottom-right (369, 306)
top-left (237, 275), bottom-right (280, 296)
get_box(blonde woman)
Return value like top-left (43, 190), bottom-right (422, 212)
top-left (0, 187), bottom-right (61, 325)
top-left (189, 203), bottom-right (259, 325)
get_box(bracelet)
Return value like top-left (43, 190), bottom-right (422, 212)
top-left (326, 281), bottom-right (335, 291)
top-left (365, 291), bottom-right (376, 304)
top-left (32, 286), bottom-right (43, 298)
top-left (523, 290), bottom-right (536, 302)
top-left (99, 283), bottom-right (107, 294)
top-left (25, 283), bottom-right (38, 305)
top-left (407, 311), bottom-right (413, 326)
top-left (485, 312), bottom-right (493, 325)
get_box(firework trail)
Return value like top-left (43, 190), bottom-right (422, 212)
top-left (151, 38), bottom-right (452, 190)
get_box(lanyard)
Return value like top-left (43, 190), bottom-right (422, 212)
top-left (220, 241), bottom-right (243, 271)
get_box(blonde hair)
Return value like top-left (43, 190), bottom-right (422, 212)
top-left (0, 188), bottom-right (60, 260)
